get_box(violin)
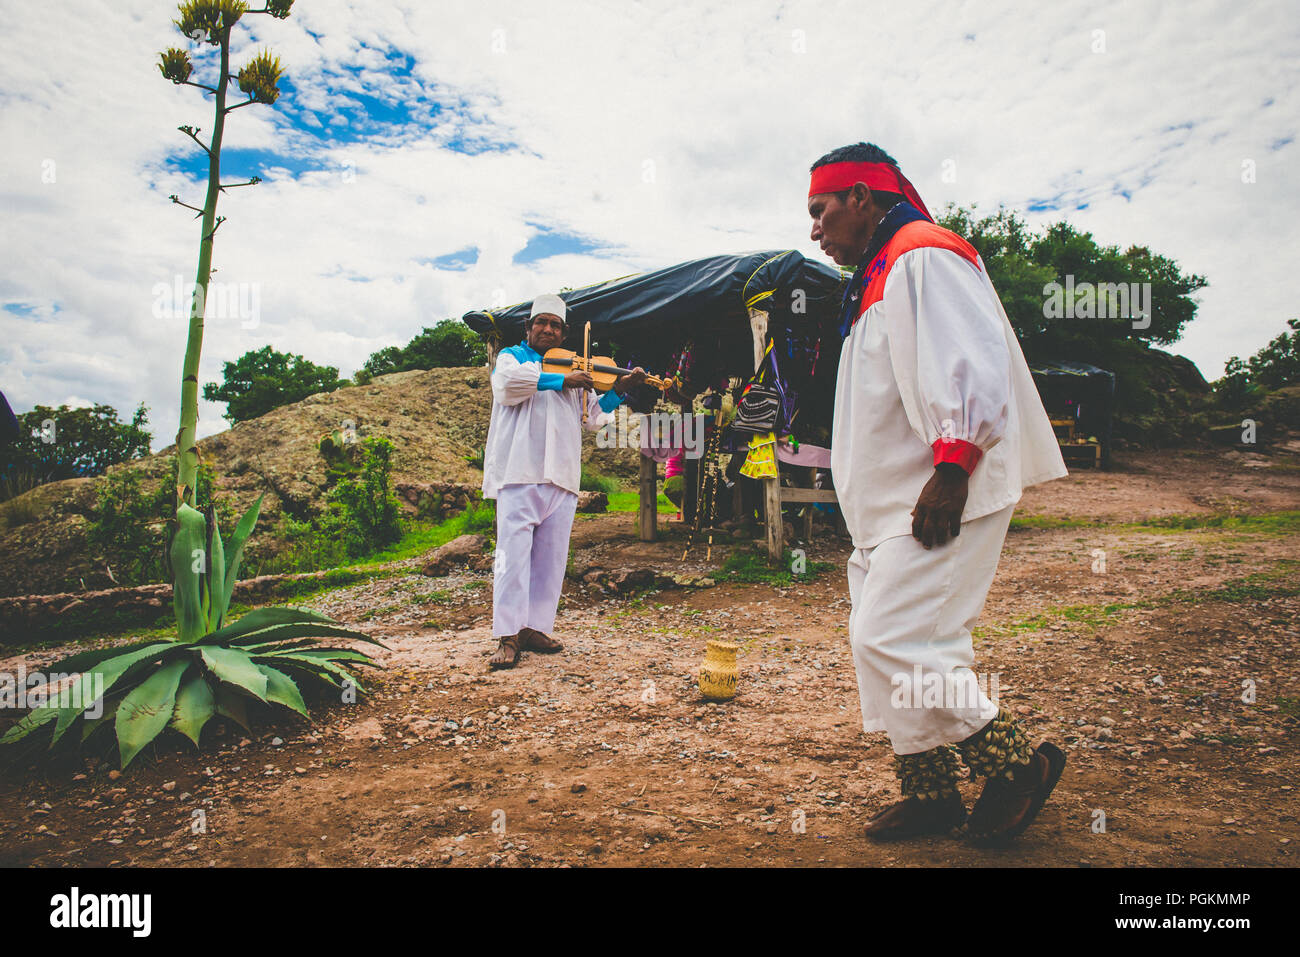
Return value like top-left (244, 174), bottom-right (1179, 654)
top-left (540, 348), bottom-right (671, 393)
top-left (542, 321), bottom-right (670, 426)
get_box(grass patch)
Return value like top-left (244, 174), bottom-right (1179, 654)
top-left (1010, 515), bottom-right (1098, 530)
top-left (1137, 511), bottom-right (1300, 534)
top-left (976, 562), bottom-right (1300, 641)
top-left (713, 547), bottom-right (833, 586)
top-left (352, 500), bottom-right (496, 566)
top-left (1009, 509), bottom-right (1300, 536)
top-left (580, 466), bottom-right (621, 495)
top-left (607, 491), bottom-right (678, 513)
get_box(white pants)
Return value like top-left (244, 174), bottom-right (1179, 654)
top-left (846, 504), bottom-right (1014, 755)
top-left (492, 482), bottom-right (578, 638)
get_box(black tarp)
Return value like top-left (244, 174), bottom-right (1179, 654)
top-left (1029, 359), bottom-right (1116, 467)
top-left (463, 250), bottom-right (845, 346)
top-left (462, 250), bottom-right (848, 442)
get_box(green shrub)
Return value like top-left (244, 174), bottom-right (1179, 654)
top-left (320, 436), bottom-right (403, 558)
top-left (86, 457), bottom-right (225, 586)
top-left (579, 466), bottom-right (619, 494)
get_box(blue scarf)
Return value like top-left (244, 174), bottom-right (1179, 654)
top-left (836, 201), bottom-right (930, 339)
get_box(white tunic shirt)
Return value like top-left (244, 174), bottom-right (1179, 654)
top-left (831, 221), bottom-right (1067, 549)
top-left (482, 342), bottom-right (625, 499)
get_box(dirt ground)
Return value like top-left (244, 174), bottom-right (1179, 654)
top-left (1, 446), bottom-right (1297, 868)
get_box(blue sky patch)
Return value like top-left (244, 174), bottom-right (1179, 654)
top-left (514, 225), bottom-right (604, 264)
top-left (419, 247), bottom-right (479, 270)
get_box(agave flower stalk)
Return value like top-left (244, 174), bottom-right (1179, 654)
top-left (164, 0), bottom-right (292, 509)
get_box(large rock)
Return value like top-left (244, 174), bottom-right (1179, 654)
top-left (576, 491), bottom-right (608, 513)
top-left (421, 534), bottom-right (489, 577)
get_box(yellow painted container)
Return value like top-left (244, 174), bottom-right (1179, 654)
top-left (698, 640), bottom-right (740, 701)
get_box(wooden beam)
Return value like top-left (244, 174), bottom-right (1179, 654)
top-left (779, 488), bottom-right (841, 504)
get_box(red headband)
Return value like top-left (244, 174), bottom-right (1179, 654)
top-left (809, 160), bottom-right (932, 221)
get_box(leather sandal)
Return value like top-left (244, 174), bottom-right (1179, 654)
top-left (519, 627), bottom-right (563, 653)
top-left (488, 634), bottom-right (522, 670)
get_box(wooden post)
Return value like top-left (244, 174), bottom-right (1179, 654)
top-left (638, 452), bottom-right (657, 542)
top-left (802, 467), bottom-right (815, 542)
top-left (748, 306), bottom-right (782, 565)
top-left (764, 474), bottom-right (782, 563)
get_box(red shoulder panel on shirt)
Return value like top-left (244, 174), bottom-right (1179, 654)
top-left (855, 222), bottom-right (983, 324)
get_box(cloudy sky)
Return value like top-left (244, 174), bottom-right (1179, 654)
top-left (2, 0), bottom-right (1297, 449)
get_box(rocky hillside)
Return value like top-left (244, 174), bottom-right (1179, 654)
top-left (0, 366), bottom-right (640, 598)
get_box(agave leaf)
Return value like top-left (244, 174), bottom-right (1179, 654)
top-left (197, 605), bottom-right (334, 645)
top-left (220, 492), bottom-right (263, 618)
top-left (259, 647), bottom-right (377, 666)
top-left (206, 505), bottom-right (227, 632)
top-left (171, 671), bottom-right (216, 746)
top-left (240, 637), bottom-right (331, 655)
top-left (214, 685), bottom-right (252, 731)
top-left (0, 704), bottom-right (60, 744)
top-left (258, 665), bottom-right (308, 718)
top-left (50, 672), bottom-right (111, 747)
top-left (116, 659), bottom-right (190, 768)
top-left (47, 641), bottom-right (185, 745)
top-left (272, 660), bottom-right (342, 690)
top-left (227, 622), bottom-right (385, 648)
top-left (41, 638), bottom-right (176, 677)
top-left (35, 642), bottom-right (176, 748)
top-left (171, 503), bottom-right (208, 642)
top-left (81, 699), bottom-right (121, 744)
top-left (272, 653), bottom-right (368, 694)
top-left (198, 646), bottom-right (268, 701)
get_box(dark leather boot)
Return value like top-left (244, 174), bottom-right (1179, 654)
top-left (864, 791), bottom-right (967, 842)
top-left (964, 741), bottom-right (1066, 846)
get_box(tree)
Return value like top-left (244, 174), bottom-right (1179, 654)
top-left (1228, 318), bottom-right (1300, 391)
top-left (1215, 318), bottom-right (1300, 407)
top-left (938, 204), bottom-right (1213, 447)
top-left (0, 403), bottom-right (151, 491)
top-left (937, 204), bottom-right (1207, 359)
top-left (361, 320), bottom-right (487, 377)
top-left (203, 345), bottom-right (345, 423)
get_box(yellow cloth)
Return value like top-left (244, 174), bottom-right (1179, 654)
top-left (739, 432), bottom-right (778, 479)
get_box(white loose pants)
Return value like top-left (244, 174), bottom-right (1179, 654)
top-left (492, 482), bottom-right (578, 638)
top-left (846, 504), bottom-right (1014, 755)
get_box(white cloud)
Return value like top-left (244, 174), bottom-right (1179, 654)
top-left (1, 0), bottom-right (1297, 451)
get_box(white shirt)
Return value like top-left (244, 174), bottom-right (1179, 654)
top-left (482, 342), bottom-right (625, 499)
top-left (831, 226), bottom-right (1067, 549)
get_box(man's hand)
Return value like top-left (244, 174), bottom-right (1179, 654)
top-left (613, 366), bottom-right (647, 394)
top-left (563, 370), bottom-right (594, 390)
top-left (911, 463), bottom-right (969, 548)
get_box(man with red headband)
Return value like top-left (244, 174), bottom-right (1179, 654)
top-left (807, 142), bottom-right (1069, 845)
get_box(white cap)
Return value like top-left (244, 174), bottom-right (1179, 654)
top-left (529, 292), bottom-right (567, 323)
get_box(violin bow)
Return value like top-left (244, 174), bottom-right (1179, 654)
top-left (582, 321), bottom-right (591, 426)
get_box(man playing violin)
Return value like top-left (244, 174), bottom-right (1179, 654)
top-left (482, 292), bottom-right (647, 669)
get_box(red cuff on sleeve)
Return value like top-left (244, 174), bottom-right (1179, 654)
top-left (932, 438), bottom-right (982, 475)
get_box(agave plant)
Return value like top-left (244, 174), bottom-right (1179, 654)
top-left (1, 495), bottom-right (382, 768)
